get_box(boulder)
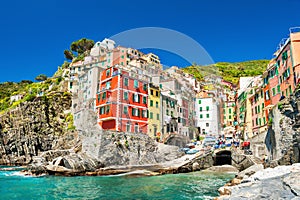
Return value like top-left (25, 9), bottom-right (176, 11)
top-left (236, 164), bottom-right (264, 179)
top-left (192, 162), bottom-right (200, 171)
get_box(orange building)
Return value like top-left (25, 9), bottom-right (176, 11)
top-left (96, 66), bottom-right (149, 134)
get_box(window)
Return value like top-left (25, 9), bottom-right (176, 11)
top-left (257, 105), bottom-right (260, 113)
top-left (150, 112), bottom-right (153, 119)
top-left (171, 111), bottom-right (174, 117)
top-left (97, 94), bottom-right (101, 102)
top-left (178, 117), bottom-right (181, 123)
top-left (102, 92), bottom-right (106, 100)
top-left (259, 118), bottom-right (262, 126)
top-left (198, 100), bottom-right (201, 104)
top-left (106, 69), bottom-right (110, 77)
top-left (229, 115), bottom-right (232, 119)
top-left (132, 108), bottom-right (140, 117)
top-left (265, 90), bottom-right (270, 100)
top-left (206, 123), bottom-right (209, 127)
top-left (206, 113), bottom-right (209, 118)
top-left (224, 116), bottom-right (226, 119)
top-left (124, 78), bottom-right (129, 86)
top-left (133, 93), bottom-right (140, 102)
top-left (262, 103), bottom-right (265, 109)
top-left (134, 80), bottom-right (139, 88)
top-left (229, 108), bottom-right (232, 114)
top-left (206, 106), bottom-right (209, 111)
top-left (277, 85), bottom-right (280, 94)
top-left (156, 101), bottom-right (159, 108)
top-left (200, 114), bottom-right (203, 119)
top-left (143, 96), bottom-right (147, 104)
top-left (282, 51), bottom-right (288, 60)
top-left (106, 81), bottom-right (111, 89)
top-left (150, 100), bottom-right (153, 107)
top-left (150, 90), bottom-right (154, 95)
top-left (134, 123), bottom-right (139, 133)
top-left (200, 107), bottom-right (202, 112)
top-left (157, 114), bottom-right (159, 120)
top-left (126, 122), bottom-right (131, 132)
top-left (106, 105), bottom-right (110, 113)
top-left (100, 107), bottom-right (105, 115)
top-left (143, 84), bottom-right (147, 91)
top-left (142, 110), bottom-right (147, 118)
top-left (272, 88), bottom-right (276, 96)
top-left (121, 55), bottom-right (124, 59)
top-left (124, 92), bottom-right (128, 100)
top-left (124, 106), bottom-right (128, 114)
top-left (166, 110), bottom-right (169, 116)
top-left (289, 85), bottom-right (292, 95)
top-left (156, 91), bottom-right (159, 96)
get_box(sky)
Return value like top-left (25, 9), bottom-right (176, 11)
top-left (0, 0), bottom-right (300, 82)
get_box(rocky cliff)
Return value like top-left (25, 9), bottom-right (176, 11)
top-left (77, 110), bottom-right (184, 167)
top-left (0, 92), bottom-right (79, 165)
top-left (266, 85), bottom-right (300, 165)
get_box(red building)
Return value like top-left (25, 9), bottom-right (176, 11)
top-left (96, 66), bottom-right (149, 133)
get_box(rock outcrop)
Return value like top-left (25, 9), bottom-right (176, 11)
top-left (266, 85), bottom-right (300, 165)
top-left (77, 110), bottom-right (184, 167)
top-left (217, 163), bottom-right (300, 199)
top-left (0, 92), bottom-right (79, 165)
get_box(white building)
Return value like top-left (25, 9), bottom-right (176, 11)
top-left (195, 93), bottom-right (220, 136)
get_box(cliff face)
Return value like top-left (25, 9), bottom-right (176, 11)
top-left (77, 110), bottom-right (184, 167)
top-left (267, 86), bottom-right (300, 165)
top-left (0, 92), bottom-right (79, 165)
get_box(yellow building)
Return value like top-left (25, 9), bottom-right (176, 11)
top-left (148, 83), bottom-right (161, 140)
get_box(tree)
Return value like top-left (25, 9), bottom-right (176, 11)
top-left (70, 38), bottom-right (95, 55)
top-left (35, 74), bottom-right (48, 82)
top-left (64, 50), bottom-right (74, 60)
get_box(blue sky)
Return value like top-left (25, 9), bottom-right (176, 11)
top-left (0, 0), bottom-right (300, 82)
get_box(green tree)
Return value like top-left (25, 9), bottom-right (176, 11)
top-left (64, 50), bottom-right (74, 60)
top-left (35, 74), bottom-right (48, 82)
top-left (70, 38), bottom-right (95, 55)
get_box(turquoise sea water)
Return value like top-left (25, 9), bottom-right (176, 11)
top-left (0, 166), bottom-right (234, 200)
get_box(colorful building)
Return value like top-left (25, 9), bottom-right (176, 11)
top-left (195, 91), bottom-right (220, 136)
top-left (160, 91), bottom-right (178, 140)
top-left (96, 66), bottom-right (149, 134)
top-left (147, 83), bottom-right (161, 139)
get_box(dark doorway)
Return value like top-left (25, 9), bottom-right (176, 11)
top-left (214, 150), bottom-right (232, 165)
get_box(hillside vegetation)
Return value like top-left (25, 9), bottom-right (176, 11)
top-left (183, 60), bottom-right (269, 84)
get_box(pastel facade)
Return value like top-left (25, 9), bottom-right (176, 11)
top-left (195, 91), bottom-right (220, 136)
top-left (160, 91), bottom-right (178, 140)
top-left (147, 84), bottom-right (161, 139)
